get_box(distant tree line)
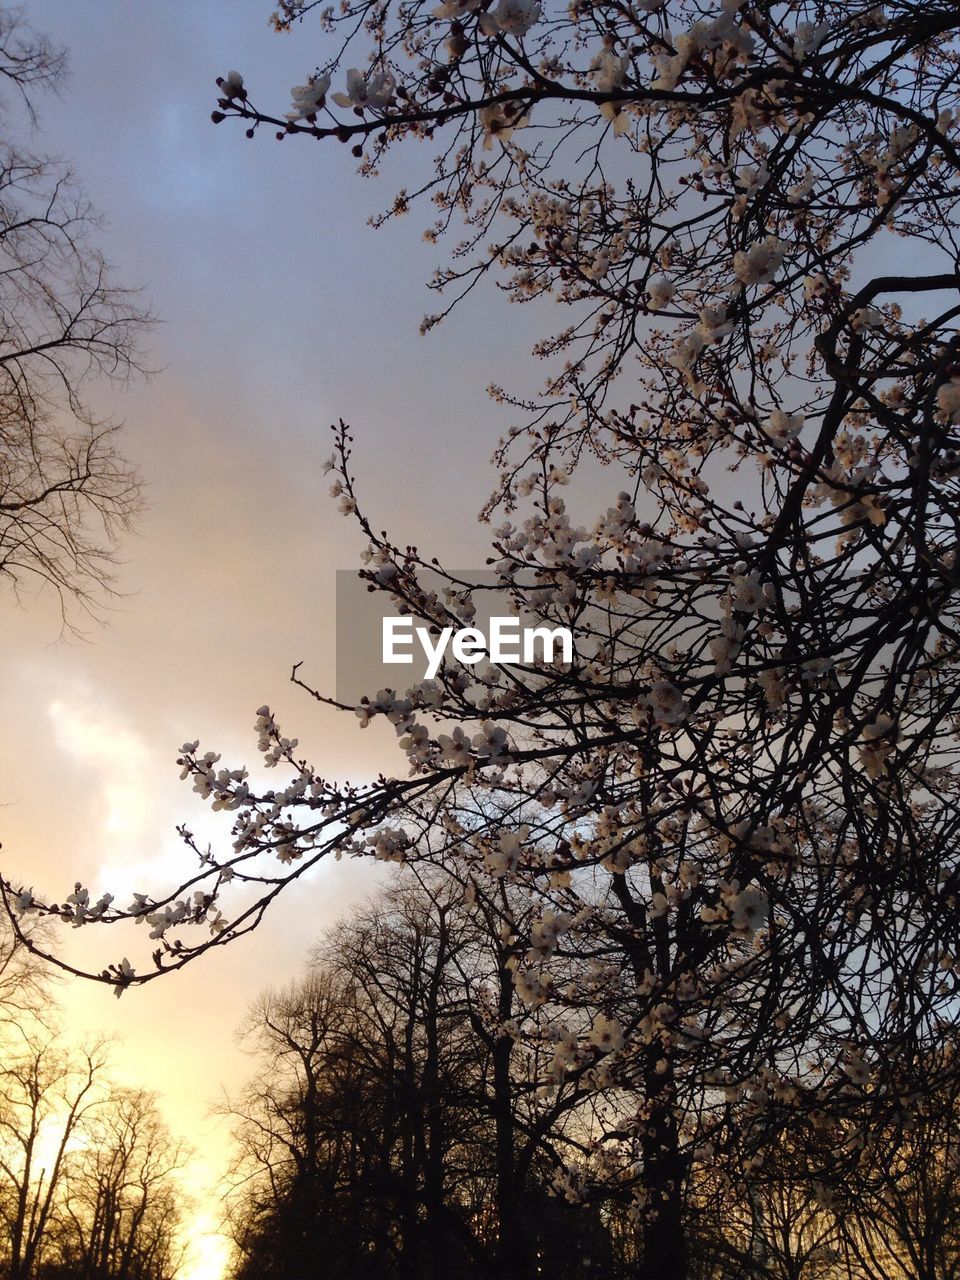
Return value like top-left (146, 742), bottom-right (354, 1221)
top-left (223, 870), bottom-right (960, 1280)
top-left (0, 922), bottom-right (186, 1280)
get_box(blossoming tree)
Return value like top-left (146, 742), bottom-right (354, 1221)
top-left (6, 0), bottom-right (960, 1275)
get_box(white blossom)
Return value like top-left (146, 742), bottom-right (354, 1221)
top-left (765, 408), bottom-right (804, 447)
top-left (479, 101), bottom-right (529, 148)
top-left (645, 680), bottom-right (687, 725)
top-left (787, 171), bottom-right (815, 203)
top-left (478, 0), bottom-right (540, 36)
top-left (937, 377), bottom-right (960, 424)
top-left (721, 881), bottom-right (768, 933)
top-left (591, 48), bottom-right (628, 93)
top-left (646, 275), bottom-right (675, 310)
top-left (287, 74), bottom-right (331, 121)
top-left (788, 20), bottom-right (830, 60)
top-left (12, 888), bottom-right (34, 915)
top-left (588, 1014), bottom-right (624, 1053)
top-left (733, 236), bottom-right (787, 286)
top-left (484, 827), bottom-right (528, 877)
top-left (734, 162), bottom-right (769, 196)
top-left (859, 714), bottom-right (897, 778)
top-left (851, 305), bottom-right (883, 333)
top-left (729, 572), bottom-right (770, 613)
top-left (433, 0), bottom-right (482, 16)
top-left (437, 725), bottom-right (472, 766)
top-left (332, 68), bottom-right (396, 112)
top-left (219, 70), bottom-right (245, 99)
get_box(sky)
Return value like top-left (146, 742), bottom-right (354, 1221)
top-left (1, 6), bottom-right (944, 1277)
top-left (0, 3), bottom-right (548, 1275)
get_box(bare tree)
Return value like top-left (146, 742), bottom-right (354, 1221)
top-left (0, 3), bottom-right (150, 629)
top-left (57, 1087), bottom-right (188, 1280)
top-left (0, 911), bottom-right (54, 1040)
top-left (226, 874), bottom-right (646, 1280)
top-left (0, 1037), bottom-right (109, 1279)
top-left (830, 1055), bottom-right (960, 1280)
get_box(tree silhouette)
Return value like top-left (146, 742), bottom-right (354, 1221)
top-left (0, 920), bottom-right (186, 1280)
top-left (0, 1038), bottom-right (109, 1279)
top-left (55, 1088), bottom-right (187, 1280)
top-left (225, 875), bottom-right (626, 1280)
top-left (0, 3), bottom-right (150, 629)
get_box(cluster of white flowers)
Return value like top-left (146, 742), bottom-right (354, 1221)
top-left (850, 305), bottom-right (884, 333)
top-left (180, 743), bottom-right (250, 811)
top-left (644, 680), bottom-right (687, 725)
top-left (646, 275), bottom-right (675, 310)
top-left (251, 707), bottom-right (298, 767)
top-left (784, 18), bottom-right (831, 61)
top-left (286, 74), bottom-right (331, 121)
top-left (648, 885), bottom-right (681, 918)
top-left (858, 714), bottom-right (896, 779)
top-left (492, 495), bottom-right (608, 578)
top-left (786, 171), bottom-right (815, 203)
top-left (696, 304), bottom-right (734, 343)
top-left (65, 884), bottom-right (114, 927)
top-left (653, 0), bottom-right (754, 92)
top-left (591, 46), bottom-right (628, 93)
top-left (528, 908), bottom-right (571, 959)
top-left (733, 236), bottom-right (787, 286)
top-left (765, 408), bottom-right (804, 448)
top-left (331, 68), bottom-right (395, 112)
top-left (437, 724), bottom-right (483, 766)
top-left (883, 122), bottom-right (919, 166)
top-left (670, 304), bottom-right (733, 377)
top-left (724, 882), bottom-right (768, 933)
top-left (589, 45), bottom-right (631, 132)
top-left (700, 879), bottom-right (768, 933)
top-left (734, 161), bottom-right (769, 196)
top-left (354, 689), bottom-right (409, 729)
top-left (478, 0), bottom-right (540, 37)
top-left (366, 827), bottom-right (410, 862)
top-left (587, 1013), bottom-right (624, 1053)
top-left (140, 894), bottom-right (202, 940)
top-left (937, 377), bottom-right (960, 424)
top-left (708, 617), bottom-right (745, 675)
top-left (839, 1047), bottom-right (873, 1087)
top-left (727, 571), bottom-right (772, 614)
top-left (484, 826), bottom-right (528, 876)
top-left (757, 665), bottom-right (786, 709)
top-left (513, 967), bottom-right (552, 1008)
top-left (432, 0), bottom-right (482, 18)
top-left (351, 672), bottom-right (514, 772)
top-left (545, 1022), bottom-right (584, 1081)
top-left (867, 121), bottom-right (921, 208)
top-left (480, 100), bottom-right (529, 149)
top-left (539, 776), bottom-right (598, 817)
top-left (552, 1164), bottom-right (586, 1204)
